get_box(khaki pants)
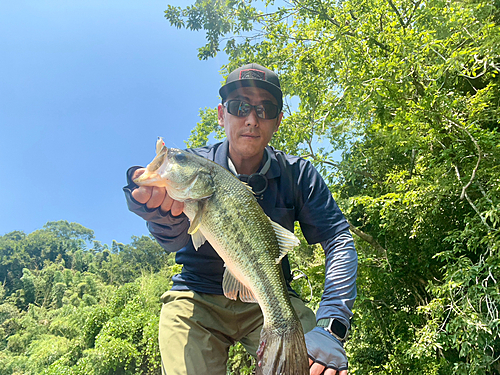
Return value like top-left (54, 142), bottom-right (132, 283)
top-left (159, 290), bottom-right (316, 375)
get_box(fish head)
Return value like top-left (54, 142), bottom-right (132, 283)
top-left (134, 138), bottom-right (215, 201)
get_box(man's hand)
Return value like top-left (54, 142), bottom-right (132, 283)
top-left (306, 327), bottom-right (348, 375)
top-left (131, 168), bottom-right (184, 216)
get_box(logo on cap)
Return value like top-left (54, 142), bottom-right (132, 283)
top-left (240, 69), bottom-right (266, 81)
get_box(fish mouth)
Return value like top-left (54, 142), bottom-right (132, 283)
top-left (133, 171), bottom-right (164, 186)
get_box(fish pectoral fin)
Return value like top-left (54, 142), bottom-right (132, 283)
top-left (189, 200), bottom-right (208, 250)
top-left (269, 218), bottom-right (301, 264)
top-left (187, 200), bottom-right (207, 235)
top-left (191, 230), bottom-right (206, 250)
top-left (222, 268), bottom-right (258, 303)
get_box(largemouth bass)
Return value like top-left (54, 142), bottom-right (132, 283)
top-left (134, 138), bottom-right (309, 375)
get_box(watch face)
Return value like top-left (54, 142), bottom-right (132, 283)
top-left (317, 318), bottom-right (349, 340)
top-left (331, 319), bottom-right (347, 338)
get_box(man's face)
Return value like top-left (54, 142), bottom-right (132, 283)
top-left (218, 86), bottom-right (283, 162)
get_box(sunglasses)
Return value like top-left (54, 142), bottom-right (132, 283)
top-left (224, 100), bottom-right (280, 120)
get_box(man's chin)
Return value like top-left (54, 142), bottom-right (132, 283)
top-left (235, 146), bottom-right (264, 157)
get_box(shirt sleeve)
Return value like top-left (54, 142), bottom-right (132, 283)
top-left (296, 160), bottom-right (350, 244)
top-left (292, 160), bottom-right (357, 325)
top-left (123, 166), bottom-right (191, 252)
top-left (316, 229), bottom-right (358, 328)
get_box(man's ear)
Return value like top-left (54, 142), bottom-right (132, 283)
top-left (217, 103), bottom-right (225, 128)
top-left (274, 112), bottom-right (284, 133)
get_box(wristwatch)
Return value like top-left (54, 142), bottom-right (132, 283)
top-left (317, 318), bottom-right (349, 341)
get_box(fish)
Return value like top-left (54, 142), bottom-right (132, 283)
top-left (134, 137), bottom-right (309, 375)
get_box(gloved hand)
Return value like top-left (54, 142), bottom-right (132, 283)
top-left (305, 327), bottom-right (348, 374)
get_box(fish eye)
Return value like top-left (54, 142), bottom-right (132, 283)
top-left (173, 153), bottom-right (187, 164)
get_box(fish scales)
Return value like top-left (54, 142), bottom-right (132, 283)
top-left (134, 140), bottom-right (309, 375)
top-left (184, 169), bottom-right (294, 325)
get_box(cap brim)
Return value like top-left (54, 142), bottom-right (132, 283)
top-left (219, 80), bottom-right (283, 110)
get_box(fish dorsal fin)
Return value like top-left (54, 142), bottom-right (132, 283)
top-left (222, 268), bottom-right (258, 303)
top-left (155, 137), bottom-right (166, 155)
top-left (269, 218), bottom-right (300, 264)
top-left (188, 200), bottom-right (208, 250)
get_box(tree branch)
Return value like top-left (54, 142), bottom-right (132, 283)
top-left (368, 37), bottom-right (393, 52)
top-left (290, 0), bottom-right (340, 27)
top-left (347, 220), bottom-right (385, 253)
top-left (267, 0), bottom-right (393, 53)
top-left (406, 0), bottom-right (423, 26)
top-left (387, 0), bottom-right (406, 29)
top-left (445, 117), bottom-right (482, 200)
top-left (453, 164), bottom-right (491, 230)
top-left (347, 220), bottom-right (391, 270)
top-left (301, 147), bottom-right (384, 184)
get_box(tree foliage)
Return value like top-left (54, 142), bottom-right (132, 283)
top-left (166, 0), bottom-right (500, 373)
top-left (0, 222), bottom-right (176, 375)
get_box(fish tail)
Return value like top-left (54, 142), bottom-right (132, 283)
top-left (255, 322), bottom-right (309, 375)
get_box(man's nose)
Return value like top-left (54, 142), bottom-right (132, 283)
top-left (245, 107), bottom-right (260, 126)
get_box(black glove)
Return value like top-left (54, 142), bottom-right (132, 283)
top-left (305, 327), bottom-right (348, 371)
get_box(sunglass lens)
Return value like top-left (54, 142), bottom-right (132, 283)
top-left (238, 101), bottom-right (251, 117)
top-left (226, 100), bottom-right (279, 119)
top-left (227, 101), bottom-right (247, 117)
top-left (263, 103), bottom-right (278, 119)
top-left (226, 101), bottom-right (236, 116)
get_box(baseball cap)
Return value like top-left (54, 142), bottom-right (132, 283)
top-left (219, 63), bottom-right (283, 111)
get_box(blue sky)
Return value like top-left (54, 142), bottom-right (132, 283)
top-left (0, 1), bottom-right (228, 246)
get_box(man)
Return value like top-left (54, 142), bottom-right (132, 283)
top-left (124, 63), bottom-right (357, 375)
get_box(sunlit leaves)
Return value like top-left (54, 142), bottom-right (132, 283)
top-left (166, 0), bottom-right (500, 373)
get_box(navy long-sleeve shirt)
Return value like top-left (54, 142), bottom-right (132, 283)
top-left (124, 140), bottom-right (357, 327)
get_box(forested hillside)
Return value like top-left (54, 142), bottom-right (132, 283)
top-left (0, 221), bottom-right (177, 375)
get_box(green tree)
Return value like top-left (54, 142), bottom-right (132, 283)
top-left (120, 236), bottom-right (170, 273)
top-left (20, 269), bottom-right (36, 307)
top-left (165, 0), bottom-right (500, 373)
top-left (0, 231), bottom-right (30, 295)
top-left (52, 282), bottom-right (66, 309)
top-left (73, 250), bottom-right (85, 272)
top-left (0, 222), bottom-right (177, 375)
top-left (43, 220), bottom-right (94, 243)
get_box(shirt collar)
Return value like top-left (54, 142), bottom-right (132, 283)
top-left (214, 139), bottom-right (281, 179)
